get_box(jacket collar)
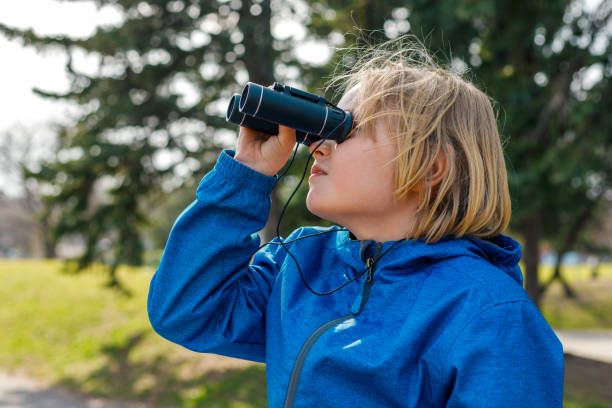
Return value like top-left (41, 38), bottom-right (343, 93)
top-left (329, 226), bottom-right (523, 285)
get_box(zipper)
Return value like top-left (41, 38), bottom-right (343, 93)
top-left (283, 244), bottom-right (381, 407)
top-left (351, 241), bottom-right (382, 315)
top-left (282, 313), bottom-right (354, 408)
top-left (350, 256), bottom-right (376, 315)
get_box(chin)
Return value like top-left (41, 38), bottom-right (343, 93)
top-left (306, 195), bottom-right (341, 224)
top-left (305, 194), bottom-right (321, 217)
top-left (306, 194), bottom-right (327, 217)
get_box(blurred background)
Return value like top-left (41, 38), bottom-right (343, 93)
top-left (0, 0), bottom-right (610, 407)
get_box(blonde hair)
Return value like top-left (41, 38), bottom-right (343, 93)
top-left (325, 34), bottom-right (511, 243)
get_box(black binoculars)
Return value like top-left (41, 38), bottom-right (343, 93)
top-left (226, 82), bottom-right (353, 146)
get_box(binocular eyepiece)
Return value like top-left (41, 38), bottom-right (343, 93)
top-left (226, 82), bottom-right (353, 146)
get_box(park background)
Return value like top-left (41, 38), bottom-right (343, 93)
top-left (0, 0), bottom-right (610, 406)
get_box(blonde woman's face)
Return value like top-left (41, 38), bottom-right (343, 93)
top-left (306, 85), bottom-right (409, 229)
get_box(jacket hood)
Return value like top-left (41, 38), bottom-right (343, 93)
top-left (332, 228), bottom-right (523, 285)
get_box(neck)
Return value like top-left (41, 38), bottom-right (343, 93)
top-left (342, 202), bottom-right (417, 243)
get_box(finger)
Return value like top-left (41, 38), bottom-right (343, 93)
top-left (239, 125), bottom-right (260, 137)
top-left (239, 125), bottom-right (268, 143)
top-left (277, 124), bottom-right (297, 149)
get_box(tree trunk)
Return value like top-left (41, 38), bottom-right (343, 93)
top-left (539, 193), bottom-right (601, 297)
top-left (40, 217), bottom-right (56, 258)
top-left (544, 251), bottom-right (576, 298)
top-left (521, 213), bottom-right (542, 307)
top-left (239, 0), bottom-right (278, 243)
top-left (591, 258), bottom-right (601, 280)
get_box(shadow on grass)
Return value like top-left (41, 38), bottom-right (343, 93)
top-left (564, 391), bottom-right (612, 408)
top-left (52, 330), bottom-right (612, 408)
top-left (541, 279), bottom-right (612, 330)
top-left (571, 296), bottom-right (612, 329)
top-left (58, 331), bottom-right (267, 407)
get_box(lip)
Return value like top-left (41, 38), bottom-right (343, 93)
top-left (310, 164), bottom-right (328, 176)
top-left (309, 173), bottom-right (325, 181)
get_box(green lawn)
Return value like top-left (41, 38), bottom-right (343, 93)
top-left (1, 259), bottom-right (611, 407)
top-left (538, 262), bottom-right (612, 283)
top-left (0, 259), bottom-right (266, 407)
top-left (538, 263), bottom-right (612, 330)
top-left (564, 392), bottom-right (612, 408)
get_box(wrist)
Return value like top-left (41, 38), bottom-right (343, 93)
top-left (234, 153), bottom-right (276, 177)
top-left (199, 150), bottom-right (278, 197)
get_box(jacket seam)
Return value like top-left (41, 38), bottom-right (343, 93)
top-left (440, 262), bottom-right (497, 304)
top-left (440, 299), bottom-right (532, 381)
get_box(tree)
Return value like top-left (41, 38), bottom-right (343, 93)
top-left (0, 126), bottom-right (57, 257)
top-left (538, 75), bottom-right (612, 297)
top-left (0, 0), bottom-right (293, 289)
top-left (302, 0), bottom-right (611, 306)
top-left (2, 0), bottom-right (609, 303)
top-left (267, 0), bottom-right (409, 239)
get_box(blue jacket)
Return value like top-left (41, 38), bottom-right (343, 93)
top-left (147, 149), bottom-right (564, 407)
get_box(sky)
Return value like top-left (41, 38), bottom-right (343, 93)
top-left (0, 1), bottom-right (124, 132)
top-left (0, 0), bottom-right (606, 196)
top-left (0, 0), bottom-right (333, 195)
top-left (0, 0), bottom-right (605, 133)
top-left (0, 0), bottom-right (331, 135)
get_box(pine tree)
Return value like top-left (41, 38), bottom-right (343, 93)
top-left (1, 0), bottom-right (289, 289)
top-left (2, 1), bottom-right (609, 302)
top-left (302, 0), bottom-right (611, 305)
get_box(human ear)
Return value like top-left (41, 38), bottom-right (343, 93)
top-left (408, 146), bottom-right (448, 193)
top-left (428, 148), bottom-right (447, 188)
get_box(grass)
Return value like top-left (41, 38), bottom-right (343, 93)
top-left (538, 263), bottom-right (612, 330)
top-left (0, 259), bottom-right (611, 406)
top-left (540, 278), bottom-right (612, 329)
top-left (564, 390), bottom-right (612, 408)
top-left (535, 263), bottom-right (612, 408)
top-left (537, 262), bottom-right (612, 283)
top-left (0, 259), bottom-right (266, 407)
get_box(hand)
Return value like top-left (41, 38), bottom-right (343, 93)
top-left (234, 124), bottom-right (296, 177)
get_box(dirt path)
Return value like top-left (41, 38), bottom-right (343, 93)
top-left (0, 371), bottom-right (145, 408)
top-left (564, 354), bottom-right (612, 403)
top-left (556, 329), bottom-right (612, 364)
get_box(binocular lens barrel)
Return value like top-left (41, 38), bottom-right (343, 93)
top-left (226, 94), bottom-right (278, 135)
top-left (227, 94), bottom-right (310, 144)
top-left (225, 82), bottom-right (353, 146)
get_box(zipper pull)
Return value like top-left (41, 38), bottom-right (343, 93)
top-left (365, 258), bottom-right (374, 282)
top-left (350, 256), bottom-right (376, 315)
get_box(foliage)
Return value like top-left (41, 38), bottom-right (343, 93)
top-left (302, 0), bottom-right (611, 304)
top-left (0, 0), bottom-right (284, 287)
top-left (0, 1), bottom-right (610, 303)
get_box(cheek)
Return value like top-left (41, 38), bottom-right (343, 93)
top-left (346, 154), bottom-right (396, 199)
top-left (331, 157), bottom-right (389, 199)
top-left (325, 138), bottom-right (398, 198)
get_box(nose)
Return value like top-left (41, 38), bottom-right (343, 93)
top-left (308, 139), bottom-right (335, 157)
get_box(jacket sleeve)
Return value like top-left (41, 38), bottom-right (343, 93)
top-left (443, 301), bottom-right (564, 407)
top-left (147, 149), bottom-right (288, 363)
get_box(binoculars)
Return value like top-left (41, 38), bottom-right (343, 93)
top-left (226, 82), bottom-right (354, 146)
